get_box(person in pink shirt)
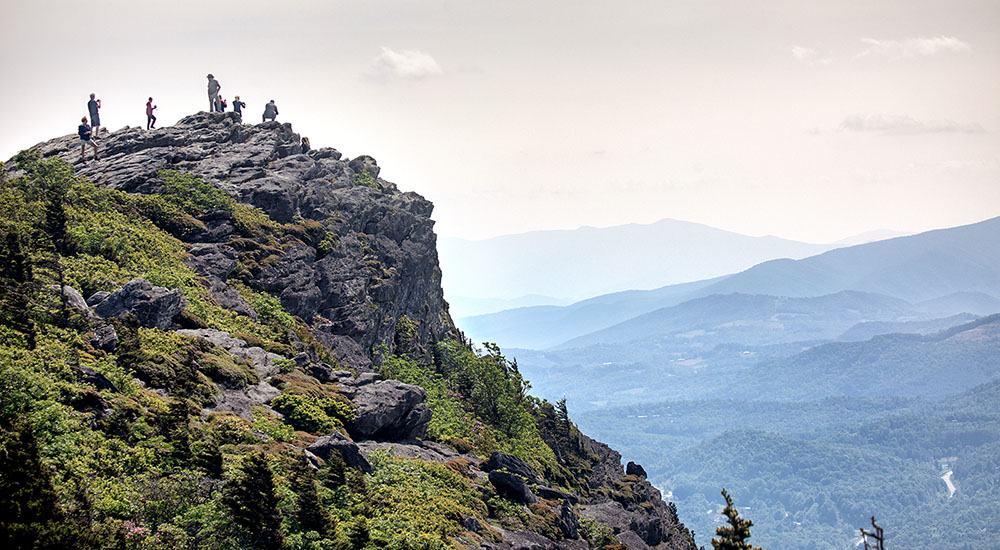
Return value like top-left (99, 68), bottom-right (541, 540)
top-left (146, 97), bottom-right (157, 129)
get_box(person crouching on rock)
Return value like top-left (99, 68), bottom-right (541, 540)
top-left (79, 117), bottom-right (98, 161)
top-left (262, 99), bottom-right (278, 122)
top-left (146, 97), bottom-right (157, 129)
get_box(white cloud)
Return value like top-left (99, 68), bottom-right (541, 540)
top-left (791, 45), bottom-right (817, 61)
top-left (370, 47), bottom-right (443, 80)
top-left (791, 45), bottom-right (832, 65)
top-left (840, 114), bottom-right (985, 135)
top-left (857, 36), bottom-right (971, 59)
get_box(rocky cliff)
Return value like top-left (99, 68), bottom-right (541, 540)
top-left (2, 114), bottom-right (696, 550)
top-left (28, 111), bottom-right (453, 370)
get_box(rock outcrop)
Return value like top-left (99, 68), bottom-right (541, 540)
top-left (307, 433), bottom-right (372, 473)
top-left (93, 278), bottom-right (186, 329)
top-left (29, 112), bottom-right (456, 369)
top-left (344, 377), bottom-right (432, 441)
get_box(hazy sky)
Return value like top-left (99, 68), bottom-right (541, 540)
top-left (3, 0), bottom-right (998, 243)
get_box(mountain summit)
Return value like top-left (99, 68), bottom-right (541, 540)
top-left (1, 113), bottom-right (696, 550)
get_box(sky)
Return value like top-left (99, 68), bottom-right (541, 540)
top-left (2, 0), bottom-right (999, 243)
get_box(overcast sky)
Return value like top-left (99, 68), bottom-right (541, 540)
top-left (3, 0), bottom-right (998, 243)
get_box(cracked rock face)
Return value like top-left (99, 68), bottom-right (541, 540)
top-left (26, 111), bottom-right (456, 369)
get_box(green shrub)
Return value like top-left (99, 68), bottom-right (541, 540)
top-left (270, 393), bottom-right (353, 435)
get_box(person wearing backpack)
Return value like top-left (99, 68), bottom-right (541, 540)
top-left (79, 117), bottom-right (98, 161)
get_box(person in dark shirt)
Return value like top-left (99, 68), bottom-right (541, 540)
top-left (78, 117), bottom-right (98, 161)
top-left (88, 93), bottom-right (101, 138)
top-left (232, 96), bottom-right (246, 122)
top-left (146, 97), bottom-right (157, 129)
top-left (301, 136), bottom-right (311, 153)
top-left (262, 100), bottom-right (278, 122)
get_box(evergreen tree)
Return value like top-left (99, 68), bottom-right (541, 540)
top-left (222, 451), bottom-right (285, 549)
top-left (711, 489), bottom-right (762, 550)
top-left (289, 454), bottom-right (333, 536)
top-left (0, 420), bottom-right (95, 549)
top-left (161, 399), bottom-right (193, 466)
top-left (0, 231), bottom-right (36, 348)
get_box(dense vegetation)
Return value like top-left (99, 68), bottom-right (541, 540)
top-left (578, 380), bottom-right (1000, 549)
top-left (0, 154), bottom-right (608, 550)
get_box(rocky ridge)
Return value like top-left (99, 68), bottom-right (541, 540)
top-left (16, 114), bottom-right (695, 550)
top-left (29, 111), bottom-right (453, 370)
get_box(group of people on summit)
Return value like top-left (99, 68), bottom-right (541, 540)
top-left (206, 74), bottom-right (279, 123)
top-left (77, 73), bottom-right (288, 161)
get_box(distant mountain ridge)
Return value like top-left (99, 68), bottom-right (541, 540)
top-left (461, 216), bottom-right (1000, 350)
top-left (556, 290), bottom-right (924, 350)
top-left (440, 217), bottom-right (835, 310)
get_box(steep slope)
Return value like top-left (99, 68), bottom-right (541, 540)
top-left (439, 218), bottom-right (833, 305)
top-left (0, 115), bottom-right (696, 550)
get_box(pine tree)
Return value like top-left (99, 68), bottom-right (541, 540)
top-left (289, 455), bottom-right (333, 536)
top-left (222, 451), bottom-right (285, 549)
top-left (711, 489), bottom-right (762, 550)
top-left (0, 231), bottom-right (36, 348)
top-left (0, 420), bottom-right (95, 549)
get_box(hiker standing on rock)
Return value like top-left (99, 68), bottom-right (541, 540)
top-left (301, 136), bottom-right (311, 153)
top-left (88, 93), bottom-right (102, 138)
top-left (207, 74), bottom-right (221, 112)
top-left (262, 99), bottom-right (279, 122)
top-left (146, 97), bottom-right (157, 129)
top-left (232, 95), bottom-right (245, 121)
top-left (78, 117), bottom-right (98, 161)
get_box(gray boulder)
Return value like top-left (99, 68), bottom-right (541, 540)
top-left (483, 452), bottom-right (541, 485)
top-left (356, 439), bottom-right (476, 465)
top-left (92, 278), bottom-right (186, 329)
top-left (86, 291), bottom-right (111, 307)
top-left (489, 470), bottom-right (537, 505)
top-left (348, 155), bottom-right (380, 179)
top-left (184, 243), bottom-right (238, 280)
top-left (626, 461), bottom-right (648, 478)
top-left (91, 324), bottom-right (118, 352)
top-left (52, 284), bottom-right (90, 313)
top-left (307, 433), bottom-right (372, 473)
top-left (348, 379), bottom-right (431, 441)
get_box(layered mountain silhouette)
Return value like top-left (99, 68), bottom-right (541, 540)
top-left (463, 216), bottom-right (1000, 350)
top-left (440, 218), bottom-right (835, 316)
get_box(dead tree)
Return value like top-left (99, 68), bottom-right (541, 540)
top-left (860, 516), bottom-right (885, 550)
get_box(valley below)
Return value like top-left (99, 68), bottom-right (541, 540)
top-left (457, 218), bottom-right (1000, 549)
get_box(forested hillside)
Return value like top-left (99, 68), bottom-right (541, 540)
top-left (577, 375), bottom-right (1000, 549)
